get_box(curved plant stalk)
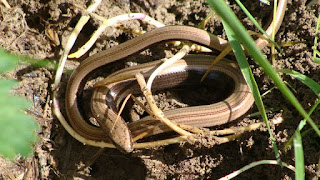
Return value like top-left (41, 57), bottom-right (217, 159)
top-left (218, 160), bottom-right (295, 180)
top-left (279, 69), bottom-right (320, 150)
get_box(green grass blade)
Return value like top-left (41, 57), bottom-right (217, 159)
top-left (278, 69), bottom-right (320, 97)
top-left (293, 131), bottom-right (305, 180)
top-left (313, 14), bottom-right (320, 64)
top-left (235, 0), bottom-right (281, 52)
top-left (314, 57), bottom-right (320, 64)
top-left (206, 0), bottom-right (320, 137)
top-left (223, 20), bottom-right (282, 164)
top-left (284, 99), bottom-right (320, 150)
top-left (281, 69), bottom-right (320, 150)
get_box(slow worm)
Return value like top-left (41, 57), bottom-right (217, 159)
top-left (65, 0), bottom-right (287, 152)
top-left (91, 55), bottom-right (253, 141)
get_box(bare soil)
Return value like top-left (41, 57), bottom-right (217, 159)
top-left (0, 0), bottom-right (320, 179)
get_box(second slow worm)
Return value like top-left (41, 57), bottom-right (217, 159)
top-left (65, 0), bottom-right (287, 152)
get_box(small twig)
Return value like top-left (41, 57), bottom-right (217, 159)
top-left (210, 123), bottom-right (263, 136)
top-left (68, 12), bottom-right (165, 58)
top-left (53, 0), bottom-right (101, 88)
top-left (218, 160), bottom-right (295, 180)
top-left (135, 72), bottom-right (195, 140)
top-left (177, 124), bottom-right (207, 134)
top-left (130, 94), bottom-right (154, 115)
top-left (112, 93), bottom-right (132, 132)
top-left (133, 128), bottom-right (156, 142)
top-left (68, 6), bottom-right (210, 59)
top-left (52, 0), bottom-right (116, 148)
top-left (146, 43), bottom-right (192, 89)
top-left (133, 136), bottom-right (187, 149)
top-left (1, 0), bottom-right (10, 8)
top-left (201, 45), bottom-right (232, 82)
top-left (52, 99), bottom-right (114, 148)
top-left (132, 115), bottom-right (284, 146)
top-left (92, 43), bottom-right (203, 88)
top-left (9, 13), bottom-right (27, 49)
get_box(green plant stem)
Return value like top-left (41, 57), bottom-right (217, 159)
top-left (206, 0), bottom-right (320, 136)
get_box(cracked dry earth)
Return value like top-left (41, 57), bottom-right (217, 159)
top-left (0, 0), bottom-right (320, 179)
